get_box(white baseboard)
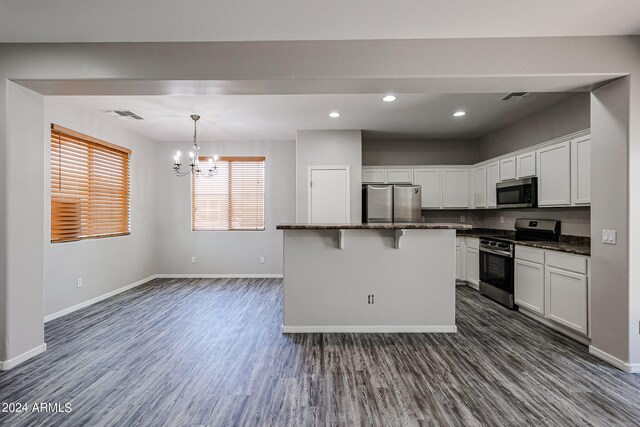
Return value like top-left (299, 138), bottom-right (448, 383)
top-left (44, 274), bottom-right (159, 323)
top-left (282, 325), bottom-right (457, 333)
top-left (0, 343), bottom-right (47, 371)
top-left (156, 273), bottom-right (283, 279)
top-left (589, 345), bottom-right (640, 373)
top-left (518, 307), bottom-right (591, 346)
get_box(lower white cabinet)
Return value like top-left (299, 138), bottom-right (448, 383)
top-left (455, 237), bottom-right (467, 283)
top-left (515, 258), bottom-right (545, 315)
top-left (514, 245), bottom-right (590, 337)
top-left (466, 244), bottom-right (479, 287)
top-left (545, 266), bottom-right (589, 335)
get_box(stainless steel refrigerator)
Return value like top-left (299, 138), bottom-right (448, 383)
top-left (362, 184), bottom-right (421, 223)
top-left (393, 185), bottom-right (422, 223)
top-left (362, 184), bottom-right (393, 223)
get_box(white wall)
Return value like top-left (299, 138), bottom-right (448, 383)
top-left (296, 130), bottom-right (362, 223)
top-left (154, 140), bottom-right (295, 275)
top-left (43, 98), bottom-right (158, 317)
top-left (5, 83), bottom-right (45, 362)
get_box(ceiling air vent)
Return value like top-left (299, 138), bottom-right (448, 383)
top-left (500, 92), bottom-right (531, 101)
top-left (103, 110), bottom-right (144, 120)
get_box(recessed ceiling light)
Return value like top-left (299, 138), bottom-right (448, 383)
top-left (329, 112), bottom-right (341, 118)
top-left (453, 111), bottom-right (466, 117)
top-left (382, 95), bottom-right (397, 102)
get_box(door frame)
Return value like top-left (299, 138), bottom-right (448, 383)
top-left (307, 165), bottom-right (350, 223)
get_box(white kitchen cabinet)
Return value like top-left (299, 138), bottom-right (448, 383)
top-left (362, 168), bottom-right (387, 184)
top-left (474, 166), bottom-right (487, 208)
top-left (516, 151), bottom-right (537, 178)
top-left (442, 169), bottom-right (469, 208)
top-left (515, 258), bottom-right (545, 315)
top-left (457, 237), bottom-right (467, 283)
top-left (545, 265), bottom-right (588, 335)
top-left (486, 162), bottom-right (500, 208)
top-left (537, 141), bottom-right (571, 206)
top-left (571, 136), bottom-right (591, 205)
top-left (466, 238), bottom-right (479, 289)
top-left (455, 243), bottom-right (461, 281)
top-left (500, 157), bottom-right (517, 181)
top-left (414, 169), bottom-right (441, 208)
top-left (387, 168), bottom-right (414, 184)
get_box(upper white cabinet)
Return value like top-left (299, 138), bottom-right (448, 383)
top-left (486, 162), bottom-right (500, 208)
top-left (387, 168), bottom-right (414, 184)
top-left (474, 166), bottom-right (487, 208)
top-left (499, 157), bottom-right (517, 181)
top-left (537, 141), bottom-right (571, 206)
top-left (414, 169), bottom-right (441, 208)
top-left (571, 136), bottom-right (591, 205)
top-left (362, 168), bottom-right (387, 184)
top-left (516, 151), bottom-right (537, 178)
top-left (442, 169), bottom-right (469, 208)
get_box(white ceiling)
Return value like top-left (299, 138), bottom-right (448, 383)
top-left (55, 92), bottom-right (576, 141)
top-left (2, 0), bottom-right (639, 42)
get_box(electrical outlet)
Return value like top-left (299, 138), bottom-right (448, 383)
top-left (260, 256), bottom-right (265, 264)
top-left (77, 278), bottom-right (83, 288)
top-left (500, 216), bottom-right (504, 224)
top-left (460, 215), bottom-right (465, 223)
top-left (191, 256), bottom-right (196, 263)
top-left (367, 294), bottom-right (375, 304)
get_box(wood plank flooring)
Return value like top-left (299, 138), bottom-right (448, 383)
top-left (1, 278), bottom-right (639, 426)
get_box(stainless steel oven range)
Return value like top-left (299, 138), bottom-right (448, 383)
top-left (479, 218), bottom-right (560, 309)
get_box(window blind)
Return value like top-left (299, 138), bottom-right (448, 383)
top-left (192, 156), bottom-right (265, 231)
top-left (50, 124), bottom-right (131, 243)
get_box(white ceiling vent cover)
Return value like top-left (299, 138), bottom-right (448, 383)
top-left (103, 110), bottom-right (144, 120)
top-left (500, 92), bottom-right (531, 101)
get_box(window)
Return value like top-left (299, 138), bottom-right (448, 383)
top-left (192, 156), bottom-right (265, 231)
top-left (50, 124), bottom-right (131, 243)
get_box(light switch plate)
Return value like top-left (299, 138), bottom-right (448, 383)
top-left (602, 230), bottom-right (617, 245)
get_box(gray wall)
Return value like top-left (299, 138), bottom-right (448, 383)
top-left (296, 130), bottom-right (362, 223)
top-left (480, 93), bottom-right (591, 160)
top-left (591, 78), bottom-right (632, 365)
top-left (0, 37), bottom-right (638, 368)
top-left (154, 140), bottom-right (295, 275)
top-left (363, 139), bottom-right (482, 166)
top-left (43, 98), bottom-right (158, 317)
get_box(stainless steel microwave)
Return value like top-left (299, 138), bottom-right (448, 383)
top-left (496, 177), bottom-right (538, 209)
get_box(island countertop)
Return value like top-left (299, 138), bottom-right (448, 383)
top-left (276, 223), bottom-right (472, 230)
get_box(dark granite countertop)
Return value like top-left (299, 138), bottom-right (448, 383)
top-left (457, 228), bottom-right (590, 256)
top-left (277, 223), bottom-right (472, 230)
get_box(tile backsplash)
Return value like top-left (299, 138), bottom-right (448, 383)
top-left (423, 207), bottom-right (590, 237)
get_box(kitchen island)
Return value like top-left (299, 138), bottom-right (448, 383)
top-left (276, 223), bottom-right (472, 333)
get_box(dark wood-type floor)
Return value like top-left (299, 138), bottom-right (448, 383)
top-left (1, 279), bottom-right (639, 426)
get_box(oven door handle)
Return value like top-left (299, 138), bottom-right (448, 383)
top-left (479, 247), bottom-right (512, 257)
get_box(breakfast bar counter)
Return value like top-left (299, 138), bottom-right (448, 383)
top-left (276, 223), bottom-right (471, 333)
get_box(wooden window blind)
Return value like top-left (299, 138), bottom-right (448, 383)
top-left (50, 124), bottom-right (131, 243)
top-left (192, 156), bottom-right (265, 231)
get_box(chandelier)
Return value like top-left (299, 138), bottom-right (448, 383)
top-left (173, 114), bottom-right (218, 177)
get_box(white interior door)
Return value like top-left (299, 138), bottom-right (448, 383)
top-left (308, 167), bottom-right (350, 223)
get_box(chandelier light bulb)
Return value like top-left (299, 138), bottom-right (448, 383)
top-left (173, 115), bottom-right (218, 178)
